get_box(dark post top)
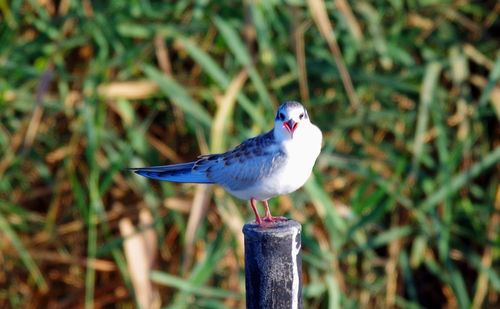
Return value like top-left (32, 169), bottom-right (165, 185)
top-left (243, 219), bottom-right (303, 309)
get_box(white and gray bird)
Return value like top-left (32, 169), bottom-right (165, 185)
top-left (128, 101), bottom-right (322, 224)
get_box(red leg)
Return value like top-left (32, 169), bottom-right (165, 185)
top-left (263, 200), bottom-right (275, 222)
top-left (250, 198), bottom-right (262, 224)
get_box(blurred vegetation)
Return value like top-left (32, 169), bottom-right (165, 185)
top-left (1, 0), bottom-right (500, 308)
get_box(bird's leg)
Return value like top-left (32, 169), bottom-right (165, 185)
top-left (263, 200), bottom-right (276, 222)
top-left (250, 198), bottom-right (263, 224)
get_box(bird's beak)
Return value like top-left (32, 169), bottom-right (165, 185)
top-left (283, 119), bottom-right (298, 138)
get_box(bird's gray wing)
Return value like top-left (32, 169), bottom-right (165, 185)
top-left (193, 130), bottom-right (287, 191)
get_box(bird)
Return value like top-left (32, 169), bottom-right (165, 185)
top-left (128, 101), bottom-right (322, 224)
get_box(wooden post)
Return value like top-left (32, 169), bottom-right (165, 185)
top-left (242, 219), bottom-right (303, 309)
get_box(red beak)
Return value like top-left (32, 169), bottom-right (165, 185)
top-left (283, 120), bottom-right (298, 138)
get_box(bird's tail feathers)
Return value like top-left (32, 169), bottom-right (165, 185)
top-left (126, 162), bottom-right (213, 183)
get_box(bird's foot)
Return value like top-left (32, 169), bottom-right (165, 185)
top-left (263, 214), bottom-right (276, 222)
top-left (263, 215), bottom-right (288, 223)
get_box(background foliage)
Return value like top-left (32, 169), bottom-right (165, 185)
top-left (1, 0), bottom-right (500, 308)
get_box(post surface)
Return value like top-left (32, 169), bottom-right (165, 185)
top-left (242, 219), bottom-right (303, 309)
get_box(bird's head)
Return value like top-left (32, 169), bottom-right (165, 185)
top-left (274, 101), bottom-right (310, 140)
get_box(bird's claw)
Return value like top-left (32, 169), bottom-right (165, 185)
top-left (264, 215), bottom-right (276, 222)
top-left (263, 215), bottom-right (288, 223)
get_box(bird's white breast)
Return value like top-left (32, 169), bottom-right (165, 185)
top-left (226, 123), bottom-right (322, 201)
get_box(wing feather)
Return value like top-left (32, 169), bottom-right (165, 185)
top-left (127, 163), bottom-right (213, 183)
top-left (194, 130), bottom-right (287, 190)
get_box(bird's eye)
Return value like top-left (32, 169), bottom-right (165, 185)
top-left (279, 113), bottom-right (285, 121)
top-left (299, 113), bottom-right (304, 120)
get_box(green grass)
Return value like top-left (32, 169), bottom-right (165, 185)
top-left (1, 1), bottom-right (500, 308)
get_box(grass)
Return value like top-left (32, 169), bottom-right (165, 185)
top-left (1, 0), bottom-right (500, 308)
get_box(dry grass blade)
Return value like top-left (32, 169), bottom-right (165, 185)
top-left (484, 2), bottom-right (500, 28)
top-left (154, 32), bottom-right (172, 76)
top-left (335, 0), bottom-right (363, 42)
top-left (214, 187), bottom-right (245, 260)
top-left (470, 75), bottom-right (500, 119)
top-left (211, 67), bottom-right (249, 153)
top-left (155, 32), bottom-right (185, 127)
top-left (0, 127), bottom-right (23, 179)
top-left (182, 184), bottom-right (213, 273)
top-left (441, 7), bottom-right (482, 36)
top-left (119, 212), bottom-right (159, 309)
top-left (24, 66), bottom-right (54, 150)
top-left (139, 209), bottom-right (158, 269)
top-left (98, 80), bottom-right (159, 100)
top-left (385, 215), bottom-right (402, 307)
top-left (146, 133), bottom-right (184, 164)
top-left (163, 197), bottom-right (193, 213)
top-left (464, 43), bottom-right (495, 70)
top-left (295, 21), bottom-right (312, 104)
top-left (307, 0), bottom-right (360, 109)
